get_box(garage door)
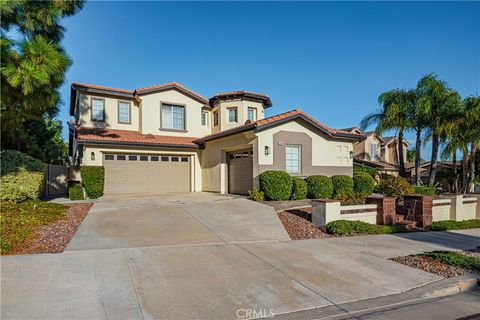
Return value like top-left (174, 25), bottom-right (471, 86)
top-left (103, 154), bottom-right (191, 194)
top-left (228, 150), bottom-right (253, 195)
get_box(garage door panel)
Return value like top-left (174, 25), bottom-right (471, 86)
top-left (228, 151), bottom-right (253, 195)
top-left (104, 155), bottom-right (190, 194)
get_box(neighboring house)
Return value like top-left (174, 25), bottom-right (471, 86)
top-left (69, 82), bottom-right (362, 195)
top-left (343, 127), bottom-right (409, 176)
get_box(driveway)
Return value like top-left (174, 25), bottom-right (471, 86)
top-left (66, 193), bottom-right (290, 251)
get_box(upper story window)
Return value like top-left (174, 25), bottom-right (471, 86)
top-left (213, 111), bottom-right (219, 126)
top-left (201, 112), bottom-right (208, 126)
top-left (91, 98), bottom-right (105, 122)
top-left (285, 145), bottom-right (301, 173)
top-left (248, 107), bottom-right (257, 121)
top-left (161, 103), bottom-right (185, 130)
top-left (370, 143), bottom-right (377, 160)
top-left (118, 101), bottom-right (131, 124)
top-left (228, 107), bottom-right (238, 123)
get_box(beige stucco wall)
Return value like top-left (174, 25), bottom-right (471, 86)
top-left (353, 134), bottom-right (381, 161)
top-left (81, 144), bottom-right (202, 192)
top-left (432, 199), bottom-right (452, 222)
top-left (213, 100), bottom-right (265, 132)
top-left (200, 132), bottom-right (256, 193)
top-left (77, 93), bottom-right (139, 131)
top-left (139, 89), bottom-right (211, 137)
top-left (256, 120), bottom-right (353, 167)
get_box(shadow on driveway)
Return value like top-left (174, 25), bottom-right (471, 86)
top-left (392, 229), bottom-right (480, 251)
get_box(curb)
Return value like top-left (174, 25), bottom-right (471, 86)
top-left (267, 275), bottom-right (479, 320)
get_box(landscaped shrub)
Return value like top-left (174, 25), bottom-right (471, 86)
top-left (0, 150), bottom-right (46, 202)
top-left (331, 175), bottom-right (354, 197)
top-left (414, 185), bottom-right (436, 196)
top-left (326, 220), bottom-right (406, 236)
top-left (305, 175), bottom-right (333, 199)
top-left (291, 177), bottom-right (308, 200)
top-left (427, 219), bottom-right (480, 231)
top-left (80, 166), bottom-right (104, 199)
top-left (375, 175), bottom-right (415, 198)
top-left (259, 170), bottom-right (293, 201)
top-left (248, 188), bottom-right (265, 201)
top-left (353, 165), bottom-right (378, 179)
top-left (353, 172), bottom-right (375, 197)
top-left (422, 251), bottom-right (480, 272)
top-left (68, 183), bottom-right (84, 200)
top-left (334, 193), bottom-right (366, 205)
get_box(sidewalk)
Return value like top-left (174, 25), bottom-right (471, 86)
top-left (2, 229), bottom-right (479, 319)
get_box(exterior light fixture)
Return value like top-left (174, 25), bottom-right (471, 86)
top-left (350, 151), bottom-right (354, 159)
top-left (265, 146), bottom-right (270, 155)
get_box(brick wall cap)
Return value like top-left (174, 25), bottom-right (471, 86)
top-left (311, 199), bottom-right (340, 203)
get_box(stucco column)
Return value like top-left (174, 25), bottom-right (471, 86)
top-left (440, 194), bottom-right (463, 221)
top-left (311, 200), bottom-right (341, 232)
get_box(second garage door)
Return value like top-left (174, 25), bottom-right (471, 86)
top-left (228, 150), bottom-right (253, 195)
top-left (104, 154), bottom-right (191, 194)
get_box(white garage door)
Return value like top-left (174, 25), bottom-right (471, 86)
top-left (103, 154), bottom-right (191, 194)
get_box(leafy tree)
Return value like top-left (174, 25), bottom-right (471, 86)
top-left (360, 89), bottom-right (415, 178)
top-left (406, 148), bottom-right (416, 162)
top-left (0, 0), bottom-right (84, 162)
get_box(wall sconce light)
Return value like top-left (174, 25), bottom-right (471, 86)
top-left (350, 151), bottom-right (354, 159)
top-left (265, 146), bottom-right (270, 156)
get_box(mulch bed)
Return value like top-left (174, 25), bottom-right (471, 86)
top-left (277, 207), bottom-right (330, 240)
top-left (8, 203), bottom-right (93, 255)
top-left (390, 248), bottom-right (480, 278)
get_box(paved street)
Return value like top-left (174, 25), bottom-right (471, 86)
top-left (2, 194), bottom-right (480, 319)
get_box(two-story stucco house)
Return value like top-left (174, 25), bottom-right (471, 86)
top-left (69, 82), bottom-right (362, 195)
top-left (343, 127), bottom-right (410, 176)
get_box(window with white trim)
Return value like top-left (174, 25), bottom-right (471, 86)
top-left (91, 98), bottom-right (104, 121)
top-left (247, 107), bottom-right (257, 121)
top-left (118, 101), bottom-right (130, 123)
top-left (162, 104), bottom-right (185, 130)
top-left (228, 108), bottom-right (237, 123)
top-left (370, 143), bottom-right (377, 160)
top-left (285, 145), bottom-right (301, 173)
top-left (201, 112), bottom-right (207, 126)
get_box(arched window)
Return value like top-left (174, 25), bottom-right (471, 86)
top-left (91, 152), bottom-right (95, 161)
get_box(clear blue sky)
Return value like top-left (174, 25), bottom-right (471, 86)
top-left (59, 1), bottom-right (479, 160)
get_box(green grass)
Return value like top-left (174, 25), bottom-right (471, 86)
top-left (326, 220), bottom-right (406, 236)
top-left (0, 200), bottom-right (67, 254)
top-left (422, 251), bottom-right (480, 272)
top-left (427, 219), bottom-right (480, 231)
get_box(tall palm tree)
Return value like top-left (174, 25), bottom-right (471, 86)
top-left (416, 74), bottom-right (462, 186)
top-left (463, 96), bottom-right (480, 192)
top-left (360, 89), bottom-right (415, 178)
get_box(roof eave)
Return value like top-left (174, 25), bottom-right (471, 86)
top-left (77, 139), bottom-right (199, 149)
top-left (137, 86), bottom-right (209, 105)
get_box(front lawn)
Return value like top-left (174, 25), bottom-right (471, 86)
top-left (1, 201), bottom-right (67, 254)
top-left (427, 219), bottom-right (480, 231)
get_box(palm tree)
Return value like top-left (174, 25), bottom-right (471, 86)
top-left (416, 74), bottom-right (462, 186)
top-left (406, 148), bottom-right (416, 162)
top-left (360, 89), bottom-right (415, 178)
top-left (463, 96), bottom-right (480, 192)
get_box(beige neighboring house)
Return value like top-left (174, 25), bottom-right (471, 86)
top-left (69, 82), bottom-right (362, 195)
top-left (342, 127), bottom-right (410, 176)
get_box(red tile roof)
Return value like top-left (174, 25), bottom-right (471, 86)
top-left (71, 83), bottom-right (134, 94)
top-left (135, 82), bottom-right (209, 103)
top-left (195, 109), bottom-right (363, 143)
top-left (76, 127), bottom-right (198, 148)
top-left (209, 90), bottom-right (272, 107)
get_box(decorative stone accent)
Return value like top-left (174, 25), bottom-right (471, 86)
top-left (403, 195), bottom-right (433, 228)
top-left (366, 196), bottom-right (396, 225)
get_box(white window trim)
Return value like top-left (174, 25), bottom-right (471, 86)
top-left (228, 107), bottom-right (238, 123)
top-left (248, 107), bottom-right (257, 121)
top-left (91, 98), bottom-right (105, 122)
top-left (285, 144), bottom-right (301, 173)
top-left (161, 103), bottom-right (186, 131)
top-left (201, 111), bottom-right (208, 126)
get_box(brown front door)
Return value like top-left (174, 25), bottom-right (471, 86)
top-left (228, 150), bottom-right (253, 195)
top-left (103, 154), bottom-right (191, 194)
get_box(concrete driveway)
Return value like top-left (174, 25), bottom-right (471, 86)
top-left (66, 193), bottom-right (290, 251)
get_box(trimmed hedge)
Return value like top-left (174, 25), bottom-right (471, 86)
top-left (427, 219), bottom-right (480, 231)
top-left (414, 185), bottom-right (436, 196)
top-left (353, 172), bottom-right (375, 197)
top-left (69, 183), bottom-right (84, 200)
top-left (353, 165), bottom-right (377, 179)
top-left (375, 175), bottom-right (415, 198)
top-left (248, 188), bottom-right (265, 201)
top-left (331, 175), bottom-right (354, 197)
top-left (259, 170), bottom-right (293, 201)
top-left (0, 150), bottom-right (46, 202)
top-left (291, 177), bottom-right (308, 200)
top-left (305, 175), bottom-right (333, 199)
top-left (80, 166), bottom-right (104, 199)
top-left (326, 220), bottom-right (406, 236)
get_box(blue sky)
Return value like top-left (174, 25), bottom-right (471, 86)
top-left (60, 1), bottom-right (479, 160)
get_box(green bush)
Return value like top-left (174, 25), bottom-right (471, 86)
top-left (291, 177), bottom-right (308, 200)
top-left (326, 220), bottom-right (406, 236)
top-left (334, 193), bottom-right (366, 205)
top-left (354, 172), bottom-right (375, 197)
top-left (353, 165), bottom-right (378, 179)
top-left (248, 188), bottom-right (265, 201)
top-left (427, 219), bottom-right (480, 231)
top-left (423, 251), bottom-right (480, 272)
top-left (414, 185), bottom-right (436, 196)
top-left (305, 175), bottom-right (333, 199)
top-left (259, 170), bottom-right (293, 201)
top-left (331, 175), bottom-right (354, 197)
top-left (0, 150), bottom-right (46, 202)
top-left (375, 175), bottom-right (415, 198)
top-left (68, 183), bottom-right (84, 200)
top-left (80, 166), bottom-right (104, 199)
